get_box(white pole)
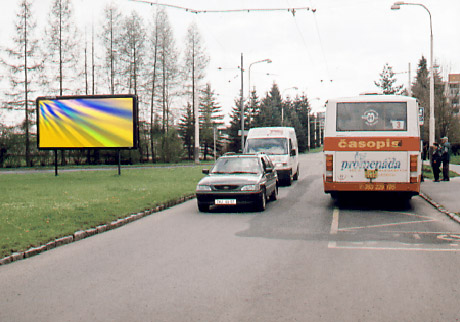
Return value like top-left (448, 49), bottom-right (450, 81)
top-left (213, 126), bottom-right (216, 161)
top-left (408, 62), bottom-right (412, 96)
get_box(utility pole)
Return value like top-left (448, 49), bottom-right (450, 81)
top-left (240, 53), bottom-right (244, 151)
top-left (307, 109), bottom-right (311, 151)
top-left (193, 41), bottom-right (200, 164)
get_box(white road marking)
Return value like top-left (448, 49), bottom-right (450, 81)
top-left (327, 208), bottom-right (460, 252)
top-left (330, 207), bottom-right (339, 235)
top-left (339, 219), bottom-right (436, 232)
top-left (328, 243), bottom-right (460, 252)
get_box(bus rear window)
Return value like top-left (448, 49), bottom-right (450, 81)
top-left (336, 102), bottom-right (407, 131)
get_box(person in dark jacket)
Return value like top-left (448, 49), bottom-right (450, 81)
top-left (440, 136), bottom-right (451, 181)
top-left (431, 143), bottom-right (442, 182)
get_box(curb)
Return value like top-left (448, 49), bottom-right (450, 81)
top-left (0, 194), bottom-right (196, 266)
top-left (419, 191), bottom-right (460, 224)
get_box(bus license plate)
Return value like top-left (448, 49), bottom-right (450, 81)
top-left (365, 169), bottom-right (378, 179)
top-left (215, 199), bottom-right (236, 205)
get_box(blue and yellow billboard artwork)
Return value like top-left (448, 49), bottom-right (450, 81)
top-left (37, 95), bottom-right (138, 149)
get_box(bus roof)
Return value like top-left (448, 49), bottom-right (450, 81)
top-left (326, 94), bottom-right (417, 105)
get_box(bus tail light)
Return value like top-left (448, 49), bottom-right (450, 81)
top-left (410, 154), bottom-right (418, 183)
top-left (410, 155), bottom-right (418, 172)
top-left (325, 154), bottom-right (333, 182)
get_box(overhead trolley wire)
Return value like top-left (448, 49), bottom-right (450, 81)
top-left (129, 0), bottom-right (313, 15)
top-left (311, 7), bottom-right (332, 83)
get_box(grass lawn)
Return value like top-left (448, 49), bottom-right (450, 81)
top-left (422, 165), bottom-right (459, 180)
top-left (0, 166), bottom-right (205, 259)
top-left (305, 147), bottom-right (323, 153)
top-left (451, 154), bottom-right (460, 165)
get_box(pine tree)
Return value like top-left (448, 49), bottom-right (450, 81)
top-left (199, 84), bottom-right (223, 160)
top-left (412, 56), bottom-right (430, 142)
top-left (290, 95), bottom-right (309, 152)
top-left (257, 83), bottom-right (283, 127)
top-left (228, 98), bottom-right (249, 153)
top-left (374, 63), bottom-right (404, 95)
top-left (247, 89), bottom-right (261, 128)
top-left (178, 102), bottom-right (194, 160)
top-left (2, 0), bottom-right (43, 166)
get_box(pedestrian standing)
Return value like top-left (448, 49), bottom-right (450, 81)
top-left (440, 136), bottom-right (451, 181)
top-left (431, 143), bottom-right (442, 182)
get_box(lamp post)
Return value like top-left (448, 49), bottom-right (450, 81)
top-left (247, 58), bottom-right (272, 128)
top-left (391, 1), bottom-right (435, 148)
top-left (307, 97), bottom-right (321, 151)
top-left (281, 87), bottom-right (298, 126)
top-left (248, 58), bottom-right (272, 97)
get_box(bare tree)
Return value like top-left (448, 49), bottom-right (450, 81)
top-left (44, 0), bottom-right (81, 96)
top-left (144, 8), bottom-right (162, 163)
top-left (118, 10), bottom-right (146, 160)
top-left (182, 21), bottom-right (209, 163)
top-left (2, 0), bottom-right (43, 166)
top-left (119, 10), bottom-right (145, 96)
top-left (101, 2), bottom-right (123, 95)
top-left (155, 9), bottom-right (179, 134)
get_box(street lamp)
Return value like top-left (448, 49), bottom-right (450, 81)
top-left (281, 87), bottom-right (298, 126)
top-left (391, 1), bottom-right (435, 149)
top-left (247, 58), bottom-right (272, 128)
top-left (248, 58), bottom-right (272, 98)
top-left (239, 57), bottom-right (272, 150)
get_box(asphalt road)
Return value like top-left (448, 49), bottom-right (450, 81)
top-left (1, 153), bottom-right (460, 322)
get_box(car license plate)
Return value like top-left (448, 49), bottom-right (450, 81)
top-left (215, 199), bottom-right (236, 205)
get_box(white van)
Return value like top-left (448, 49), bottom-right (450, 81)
top-left (244, 127), bottom-right (299, 185)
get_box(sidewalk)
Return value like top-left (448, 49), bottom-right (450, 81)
top-left (420, 163), bottom-right (460, 221)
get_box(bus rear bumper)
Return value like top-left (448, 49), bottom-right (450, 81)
top-left (323, 181), bottom-right (420, 195)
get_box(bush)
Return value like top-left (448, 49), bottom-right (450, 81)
top-left (158, 129), bottom-right (184, 163)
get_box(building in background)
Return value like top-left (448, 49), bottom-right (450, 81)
top-left (447, 74), bottom-right (460, 114)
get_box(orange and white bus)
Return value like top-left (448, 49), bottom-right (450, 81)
top-left (323, 94), bottom-right (422, 199)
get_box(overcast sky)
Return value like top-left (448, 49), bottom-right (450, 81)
top-left (1, 0), bottom-right (459, 124)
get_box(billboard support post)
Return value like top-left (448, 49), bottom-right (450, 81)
top-left (54, 150), bottom-right (58, 176)
top-left (117, 149), bottom-right (121, 176)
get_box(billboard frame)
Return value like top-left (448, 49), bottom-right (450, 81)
top-left (36, 94), bottom-right (139, 151)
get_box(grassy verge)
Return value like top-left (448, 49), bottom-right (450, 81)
top-left (305, 147), bottom-right (323, 154)
top-left (451, 155), bottom-right (460, 165)
top-left (0, 166), bottom-right (205, 259)
top-left (422, 165), bottom-right (459, 180)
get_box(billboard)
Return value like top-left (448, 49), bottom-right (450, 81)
top-left (37, 95), bottom-right (138, 149)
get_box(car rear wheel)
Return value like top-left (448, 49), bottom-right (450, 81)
top-left (285, 171), bottom-right (293, 186)
top-left (293, 166), bottom-right (299, 180)
top-left (256, 189), bottom-right (267, 211)
top-left (197, 202), bottom-right (209, 212)
top-left (270, 184), bottom-right (278, 201)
